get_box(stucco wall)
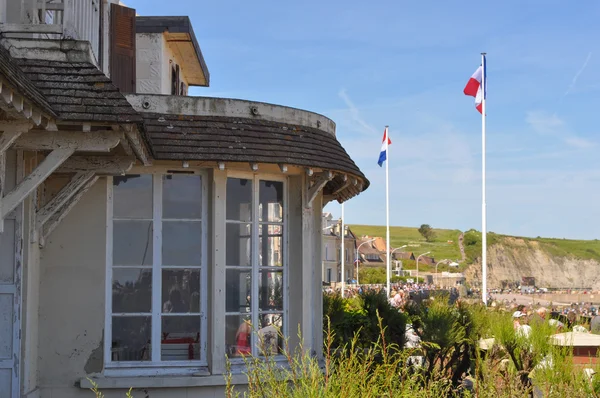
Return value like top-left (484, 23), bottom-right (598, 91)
top-left (136, 32), bottom-right (190, 95)
top-left (36, 178), bottom-right (107, 397)
top-left (136, 33), bottom-right (164, 94)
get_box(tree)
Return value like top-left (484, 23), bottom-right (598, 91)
top-left (418, 224), bottom-right (436, 242)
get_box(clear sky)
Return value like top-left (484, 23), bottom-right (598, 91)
top-left (130, 0), bottom-right (600, 240)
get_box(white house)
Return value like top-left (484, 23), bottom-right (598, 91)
top-left (321, 213), bottom-right (355, 284)
top-left (0, 2), bottom-right (368, 397)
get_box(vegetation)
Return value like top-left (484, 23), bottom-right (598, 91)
top-left (350, 224), bottom-right (462, 261)
top-left (221, 293), bottom-right (600, 397)
top-left (90, 293), bottom-right (600, 397)
top-left (418, 223), bottom-right (436, 242)
top-left (358, 267), bottom-right (424, 284)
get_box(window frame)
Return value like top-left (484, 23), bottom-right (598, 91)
top-left (104, 171), bottom-right (208, 373)
top-left (224, 171), bottom-right (288, 361)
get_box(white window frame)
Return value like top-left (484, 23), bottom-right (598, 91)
top-left (225, 171), bottom-right (288, 361)
top-left (104, 171), bottom-right (208, 375)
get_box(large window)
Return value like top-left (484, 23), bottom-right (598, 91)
top-left (107, 174), bottom-right (206, 368)
top-left (225, 177), bottom-right (286, 358)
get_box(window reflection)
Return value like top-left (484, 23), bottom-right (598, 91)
top-left (112, 316), bottom-right (151, 361)
top-left (259, 180), bottom-right (283, 222)
top-left (226, 269), bottom-right (251, 313)
top-left (112, 268), bottom-right (152, 313)
top-left (226, 178), bottom-right (252, 222)
top-left (162, 269), bottom-right (200, 313)
top-left (163, 175), bottom-right (202, 219)
top-left (162, 221), bottom-right (202, 266)
top-left (226, 223), bottom-right (251, 266)
top-left (113, 175), bottom-right (152, 219)
top-left (258, 271), bottom-right (283, 312)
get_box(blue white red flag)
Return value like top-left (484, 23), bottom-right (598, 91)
top-left (463, 55), bottom-right (486, 113)
top-left (377, 127), bottom-right (391, 167)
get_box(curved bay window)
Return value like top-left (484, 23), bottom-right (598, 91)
top-left (107, 173), bottom-right (207, 369)
top-left (225, 176), bottom-right (286, 358)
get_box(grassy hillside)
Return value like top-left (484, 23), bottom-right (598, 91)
top-left (350, 226), bottom-right (600, 267)
top-left (462, 229), bottom-right (600, 263)
top-left (349, 225), bottom-right (463, 262)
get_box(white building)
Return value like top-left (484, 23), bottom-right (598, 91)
top-left (321, 213), bottom-right (355, 283)
top-left (0, 2), bottom-right (368, 397)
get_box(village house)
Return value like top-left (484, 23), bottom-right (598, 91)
top-left (321, 213), bottom-right (356, 284)
top-left (356, 237), bottom-right (385, 267)
top-left (0, 2), bottom-right (368, 397)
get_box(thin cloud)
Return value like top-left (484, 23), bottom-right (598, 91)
top-left (526, 110), bottom-right (594, 149)
top-left (338, 89), bottom-right (378, 136)
top-left (564, 51), bottom-right (592, 96)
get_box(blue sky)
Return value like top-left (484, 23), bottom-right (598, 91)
top-left (131, 0), bottom-right (600, 239)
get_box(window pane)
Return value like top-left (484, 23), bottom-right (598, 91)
top-left (113, 221), bottom-right (153, 265)
top-left (111, 316), bottom-right (151, 361)
top-left (226, 223), bottom-right (251, 266)
top-left (259, 180), bottom-right (283, 222)
top-left (112, 268), bottom-right (152, 313)
top-left (162, 269), bottom-right (200, 313)
top-left (163, 221), bottom-right (202, 266)
top-left (163, 175), bottom-right (202, 219)
top-left (113, 175), bottom-right (152, 219)
top-left (161, 316), bottom-right (201, 361)
top-left (258, 271), bottom-right (283, 311)
top-left (258, 313), bottom-right (283, 356)
top-left (226, 269), bottom-right (251, 313)
top-left (226, 178), bottom-right (252, 222)
top-left (226, 315), bottom-right (252, 357)
top-left (259, 224), bottom-right (283, 267)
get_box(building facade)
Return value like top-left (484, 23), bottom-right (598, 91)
top-left (0, 2), bottom-right (368, 397)
top-left (321, 213), bottom-right (356, 283)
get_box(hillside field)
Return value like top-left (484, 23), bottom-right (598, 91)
top-left (350, 225), bottom-right (600, 266)
top-left (349, 225), bottom-right (463, 263)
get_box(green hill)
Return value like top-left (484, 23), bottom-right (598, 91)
top-left (349, 225), bottom-right (463, 262)
top-left (350, 224), bottom-right (600, 264)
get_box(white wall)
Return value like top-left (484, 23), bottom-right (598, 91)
top-left (136, 32), bottom-right (190, 95)
top-left (36, 179), bottom-right (107, 396)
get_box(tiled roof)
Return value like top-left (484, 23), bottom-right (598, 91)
top-left (139, 112), bottom-right (369, 200)
top-left (0, 45), bottom-right (56, 116)
top-left (15, 58), bottom-right (141, 123)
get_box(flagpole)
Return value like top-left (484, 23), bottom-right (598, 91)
top-left (341, 203), bottom-right (345, 298)
top-left (385, 126), bottom-right (391, 297)
top-left (481, 52), bottom-right (487, 305)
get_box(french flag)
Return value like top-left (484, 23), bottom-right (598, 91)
top-left (377, 127), bottom-right (391, 167)
top-left (463, 56), bottom-right (486, 113)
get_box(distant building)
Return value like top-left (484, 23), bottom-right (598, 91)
top-left (322, 213), bottom-right (357, 283)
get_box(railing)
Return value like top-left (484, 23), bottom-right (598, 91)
top-left (0, 0), bottom-right (100, 61)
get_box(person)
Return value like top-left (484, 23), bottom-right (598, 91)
top-left (235, 320), bottom-right (252, 355)
top-left (591, 312), bottom-right (600, 334)
top-left (513, 311), bottom-right (532, 338)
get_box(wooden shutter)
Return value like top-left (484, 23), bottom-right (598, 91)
top-left (110, 3), bottom-right (136, 93)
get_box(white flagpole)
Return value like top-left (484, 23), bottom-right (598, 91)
top-left (341, 203), bottom-right (345, 298)
top-left (385, 126), bottom-right (391, 297)
top-left (481, 53), bottom-right (487, 305)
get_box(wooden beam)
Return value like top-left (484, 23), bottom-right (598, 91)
top-left (36, 171), bottom-right (95, 228)
top-left (0, 23), bottom-right (64, 34)
top-left (41, 175), bottom-right (99, 243)
top-left (0, 148), bottom-right (73, 219)
top-left (122, 126), bottom-right (151, 166)
top-left (0, 121), bottom-right (33, 133)
top-left (306, 171), bottom-right (333, 207)
top-left (0, 129), bottom-right (26, 153)
top-left (56, 156), bottom-right (134, 175)
top-left (13, 130), bottom-right (122, 152)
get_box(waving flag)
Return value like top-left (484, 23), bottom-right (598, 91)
top-left (377, 127), bottom-right (391, 167)
top-left (463, 56), bottom-right (486, 113)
